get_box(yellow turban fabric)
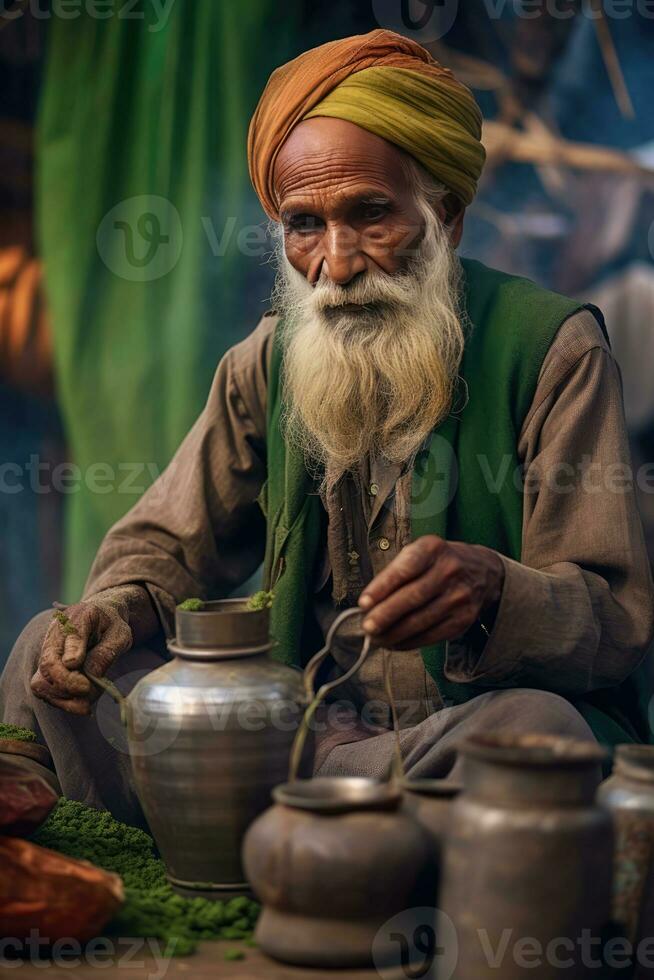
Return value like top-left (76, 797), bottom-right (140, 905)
top-left (248, 29), bottom-right (485, 219)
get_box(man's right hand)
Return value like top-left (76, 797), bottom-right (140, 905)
top-left (30, 600), bottom-right (133, 715)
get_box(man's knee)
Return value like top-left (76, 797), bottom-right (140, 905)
top-left (476, 688), bottom-right (595, 741)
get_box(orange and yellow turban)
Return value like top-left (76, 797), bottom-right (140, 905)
top-left (248, 29), bottom-right (485, 219)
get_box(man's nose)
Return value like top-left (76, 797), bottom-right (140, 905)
top-left (321, 224), bottom-right (367, 286)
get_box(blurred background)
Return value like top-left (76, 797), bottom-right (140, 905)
top-left (1, 0), bottom-right (653, 665)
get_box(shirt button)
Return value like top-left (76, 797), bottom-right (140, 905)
top-left (378, 537), bottom-right (390, 551)
top-left (369, 483), bottom-right (379, 497)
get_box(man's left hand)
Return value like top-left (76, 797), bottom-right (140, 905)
top-left (358, 535), bottom-right (505, 649)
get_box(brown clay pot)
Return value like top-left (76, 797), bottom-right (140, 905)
top-left (438, 733), bottom-right (612, 980)
top-left (242, 777), bottom-right (432, 968)
top-left (598, 744), bottom-right (654, 960)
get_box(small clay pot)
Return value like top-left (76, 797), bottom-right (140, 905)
top-left (243, 777), bottom-right (432, 968)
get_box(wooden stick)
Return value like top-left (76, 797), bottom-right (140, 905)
top-left (590, 0), bottom-right (635, 119)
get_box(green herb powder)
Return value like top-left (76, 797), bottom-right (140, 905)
top-left (245, 591), bottom-right (274, 611)
top-left (178, 598), bottom-right (206, 612)
top-left (0, 723), bottom-right (38, 743)
top-left (32, 799), bottom-right (259, 955)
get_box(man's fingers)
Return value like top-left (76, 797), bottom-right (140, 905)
top-left (38, 647), bottom-right (91, 696)
top-left (389, 611), bottom-right (474, 651)
top-left (33, 602), bottom-right (130, 712)
top-left (371, 586), bottom-right (472, 648)
top-left (60, 608), bottom-right (96, 668)
top-left (359, 536), bottom-right (445, 610)
top-left (362, 565), bottom-right (443, 635)
top-left (30, 669), bottom-right (91, 715)
top-left (44, 693), bottom-right (91, 716)
top-left (361, 546), bottom-right (465, 636)
top-left (85, 619), bottom-right (132, 676)
top-left (38, 607), bottom-right (97, 695)
top-left (62, 633), bottom-right (87, 669)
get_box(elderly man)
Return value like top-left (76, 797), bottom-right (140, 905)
top-left (2, 30), bottom-right (653, 822)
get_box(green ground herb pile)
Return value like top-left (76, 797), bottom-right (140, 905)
top-left (0, 723), bottom-right (38, 742)
top-left (32, 799), bottom-right (259, 955)
top-left (53, 611), bottom-right (79, 636)
top-left (178, 598), bottom-right (205, 612)
top-left (246, 590), bottom-right (274, 611)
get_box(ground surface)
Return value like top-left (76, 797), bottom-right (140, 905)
top-left (12, 942), bottom-right (388, 979)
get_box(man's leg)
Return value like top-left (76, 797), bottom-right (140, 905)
top-left (316, 688), bottom-right (596, 780)
top-left (0, 610), bottom-right (166, 826)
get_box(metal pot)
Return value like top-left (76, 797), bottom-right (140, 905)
top-left (88, 599), bottom-right (307, 897)
top-left (438, 733), bottom-right (612, 980)
top-left (242, 776), bottom-right (432, 969)
top-left (598, 744), bottom-right (654, 950)
top-left (242, 608), bottom-right (432, 969)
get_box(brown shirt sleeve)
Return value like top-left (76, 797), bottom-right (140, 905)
top-left (83, 314), bottom-right (277, 628)
top-left (446, 308), bottom-right (654, 695)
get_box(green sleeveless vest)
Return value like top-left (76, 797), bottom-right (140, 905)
top-left (259, 258), bottom-right (646, 748)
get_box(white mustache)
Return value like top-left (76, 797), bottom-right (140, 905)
top-left (309, 270), bottom-right (417, 314)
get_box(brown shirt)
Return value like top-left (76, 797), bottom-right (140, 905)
top-left (84, 307), bottom-right (654, 720)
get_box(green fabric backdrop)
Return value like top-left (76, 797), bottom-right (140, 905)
top-left (37, 0), bottom-right (299, 599)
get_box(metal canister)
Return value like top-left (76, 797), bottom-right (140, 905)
top-left (401, 778), bottom-right (461, 849)
top-left (598, 744), bottom-right (654, 951)
top-left (402, 778), bottom-right (461, 902)
top-left (438, 733), bottom-right (612, 980)
top-left (93, 599), bottom-right (307, 897)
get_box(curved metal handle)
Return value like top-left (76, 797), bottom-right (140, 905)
top-left (84, 669), bottom-right (130, 728)
top-left (289, 607), bottom-right (372, 781)
top-left (301, 606), bottom-right (370, 703)
top-left (83, 669), bottom-right (128, 728)
top-left (83, 669), bottom-right (125, 705)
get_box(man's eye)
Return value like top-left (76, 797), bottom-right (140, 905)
top-left (361, 204), bottom-right (389, 222)
top-left (288, 214), bottom-right (323, 233)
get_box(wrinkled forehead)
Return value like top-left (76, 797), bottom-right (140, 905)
top-left (273, 117), bottom-right (413, 211)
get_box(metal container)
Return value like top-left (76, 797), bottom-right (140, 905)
top-left (598, 744), bottom-right (654, 949)
top-left (402, 778), bottom-right (461, 872)
top-left (243, 777), bottom-right (432, 968)
top-left (89, 599), bottom-right (307, 897)
top-left (438, 733), bottom-right (612, 980)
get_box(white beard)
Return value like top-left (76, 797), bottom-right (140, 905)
top-left (272, 202), bottom-right (466, 491)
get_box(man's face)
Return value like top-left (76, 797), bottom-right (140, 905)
top-left (272, 119), bottom-right (466, 485)
top-left (274, 117), bottom-right (446, 285)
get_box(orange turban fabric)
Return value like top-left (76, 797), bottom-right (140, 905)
top-left (248, 29), bottom-right (485, 219)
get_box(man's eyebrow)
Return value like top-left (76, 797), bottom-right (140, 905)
top-left (279, 205), bottom-right (311, 222)
top-left (356, 193), bottom-right (392, 205)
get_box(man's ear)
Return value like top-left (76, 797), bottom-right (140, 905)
top-left (448, 208), bottom-right (465, 248)
top-left (435, 193), bottom-right (465, 247)
top-left (443, 193), bottom-right (465, 247)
